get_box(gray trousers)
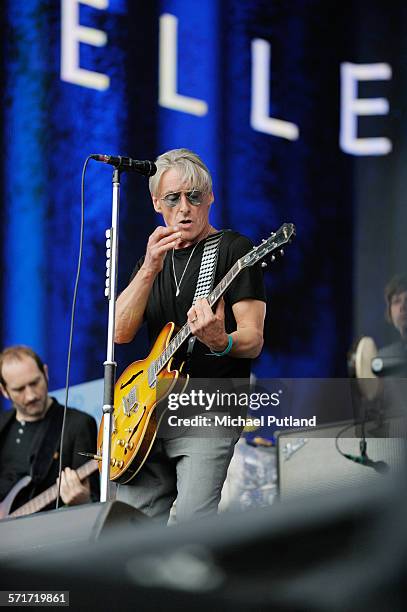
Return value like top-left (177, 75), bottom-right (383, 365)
top-left (116, 431), bottom-right (239, 524)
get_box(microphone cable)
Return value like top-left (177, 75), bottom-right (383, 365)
top-left (55, 156), bottom-right (90, 508)
top-left (335, 422), bottom-right (389, 474)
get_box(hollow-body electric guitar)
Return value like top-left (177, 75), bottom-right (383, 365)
top-left (97, 223), bottom-right (295, 484)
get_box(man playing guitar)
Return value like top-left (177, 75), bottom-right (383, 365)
top-left (0, 346), bottom-right (99, 517)
top-left (114, 148), bottom-right (266, 522)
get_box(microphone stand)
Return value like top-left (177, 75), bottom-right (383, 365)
top-left (355, 384), bottom-right (387, 469)
top-left (100, 167), bottom-right (121, 502)
top-left (354, 377), bottom-right (370, 463)
top-left (359, 412), bottom-right (368, 462)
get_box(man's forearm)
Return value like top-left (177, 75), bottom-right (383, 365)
top-left (209, 328), bottom-right (264, 359)
top-left (114, 266), bottom-right (156, 343)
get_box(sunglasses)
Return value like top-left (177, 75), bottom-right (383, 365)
top-left (159, 190), bottom-right (204, 207)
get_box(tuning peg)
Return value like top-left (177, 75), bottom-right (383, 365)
top-left (271, 255), bottom-right (276, 262)
top-left (261, 262), bottom-right (267, 268)
top-left (280, 249), bottom-right (284, 256)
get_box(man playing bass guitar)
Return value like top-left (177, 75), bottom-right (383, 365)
top-left (0, 346), bottom-right (100, 517)
top-left (114, 148), bottom-right (266, 523)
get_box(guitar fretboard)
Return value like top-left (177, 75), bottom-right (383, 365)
top-left (150, 258), bottom-right (242, 381)
top-left (10, 460), bottom-right (98, 518)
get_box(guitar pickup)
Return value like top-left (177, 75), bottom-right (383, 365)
top-left (122, 387), bottom-right (138, 416)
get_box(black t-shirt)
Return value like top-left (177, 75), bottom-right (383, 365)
top-left (130, 230), bottom-right (266, 379)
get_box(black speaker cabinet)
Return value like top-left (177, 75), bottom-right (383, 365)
top-left (0, 500), bottom-right (147, 559)
top-left (1, 476), bottom-right (406, 612)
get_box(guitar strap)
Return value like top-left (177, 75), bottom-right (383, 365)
top-left (186, 231), bottom-right (225, 359)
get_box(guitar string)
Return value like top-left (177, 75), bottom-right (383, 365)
top-left (10, 460), bottom-right (96, 517)
top-left (157, 258), bottom-right (243, 373)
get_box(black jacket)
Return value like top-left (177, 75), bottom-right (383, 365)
top-left (0, 398), bottom-right (100, 513)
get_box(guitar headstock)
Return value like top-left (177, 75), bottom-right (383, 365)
top-left (240, 223), bottom-right (296, 269)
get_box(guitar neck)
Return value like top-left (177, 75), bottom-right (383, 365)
top-left (151, 222), bottom-right (295, 381)
top-left (153, 259), bottom-right (242, 375)
top-left (10, 460), bottom-right (98, 518)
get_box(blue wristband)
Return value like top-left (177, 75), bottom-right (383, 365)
top-left (209, 334), bottom-right (233, 357)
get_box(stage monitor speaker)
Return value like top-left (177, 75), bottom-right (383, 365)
top-left (1, 475), bottom-right (406, 611)
top-left (0, 500), bottom-right (147, 560)
top-left (276, 419), bottom-right (406, 500)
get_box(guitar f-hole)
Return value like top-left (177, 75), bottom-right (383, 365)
top-left (120, 370), bottom-right (143, 390)
top-left (127, 407), bottom-right (146, 443)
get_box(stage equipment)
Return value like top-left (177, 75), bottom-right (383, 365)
top-left (1, 473), bottom-right (406, 611)
top-left (0, 500), bottom-right (146, 560)
top-left (348, 336), bottom-right (379, 400)
top-left (90, 154), bottom-right (157, 176)
top-left (90, 157), bottom-right (154, 502)
top-left (276, 420), bottom-right (406, 500)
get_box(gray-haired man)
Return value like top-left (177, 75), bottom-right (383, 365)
top-left (114, 148), bottom-right (266, 522)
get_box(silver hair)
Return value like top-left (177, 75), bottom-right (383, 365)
top-left (149, 148), bottom-right (212, 196)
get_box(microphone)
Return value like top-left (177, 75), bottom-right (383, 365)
top-left (343, 452), bottom-right (390, 474)
top-left (91, 154), bottom-right (157, 176)
top-left (371, 355), bottom-right (407, 375)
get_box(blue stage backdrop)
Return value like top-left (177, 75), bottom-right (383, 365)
top-left (1, 0), bottom-right (406, 393)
